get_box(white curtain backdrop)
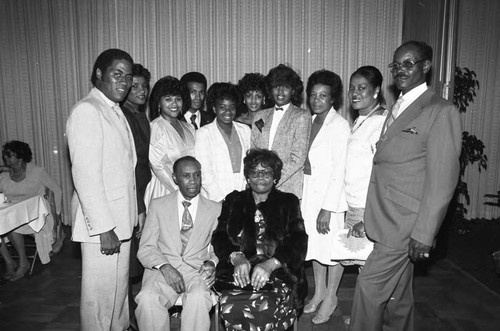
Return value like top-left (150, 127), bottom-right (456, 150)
top-left (0, 0), bottom-right (404, 222)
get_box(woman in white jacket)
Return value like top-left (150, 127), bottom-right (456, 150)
top-left (301, 70), bottom-right (350, 324)
top-left (195, 83), bottom-right (251, 202)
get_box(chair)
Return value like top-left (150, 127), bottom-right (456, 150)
top-left (168, 290), bottom-right (220, 331)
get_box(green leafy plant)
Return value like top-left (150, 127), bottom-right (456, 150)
top-left (452, 66), bottom-right (487, 233)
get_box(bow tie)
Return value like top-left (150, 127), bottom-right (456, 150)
top-left (275, 107), bottom-right (284, 111)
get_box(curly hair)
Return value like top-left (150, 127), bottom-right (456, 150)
top-left (243, 148), bottom-right (283, 184)
top-left (2, 140), bottom-right (33, 163)
top-left (350, 66), bottom-right (385, 105)
top-left (148, 76), bottom-right (183, 120)
top-left (206, 82), bottom-right (243, 117)
top-left (265, 64), bottom-right (304, 106)
top-left (237, 73), bottom-right (271, 112)
top-left (306, 69), bottom-right (343, 110)
top-left (90, 48), bottom-right (133, 86)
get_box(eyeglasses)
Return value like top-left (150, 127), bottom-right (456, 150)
top-left (388, 60), bottom-right (425, 73)
top-left (248, 169), bottom-right (274, 179)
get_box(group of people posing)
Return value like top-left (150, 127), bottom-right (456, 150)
top-left (63, 39), bottom-right (462, 331)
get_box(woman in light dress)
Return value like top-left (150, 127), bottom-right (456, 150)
top-left (344, 66), bottom-right (387, 251)
top-left (301, 70), bottom-right (350, 324)
top-left (144, 76), bottom-right (195, 207)
top-left (195, 82), bottom-right (251, 202)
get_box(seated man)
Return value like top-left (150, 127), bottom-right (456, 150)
top-left (135, 156), bottom-right (221, 331)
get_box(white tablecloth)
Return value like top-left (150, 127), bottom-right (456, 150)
top-left (0, 195), bottom-right (50, 236)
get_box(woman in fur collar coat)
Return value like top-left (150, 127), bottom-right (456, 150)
top-left (212, 148), bottom-right (308, 331)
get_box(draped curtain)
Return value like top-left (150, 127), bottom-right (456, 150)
top-left (0, 0), bottom-right (403, 222)
top-left (455, 0), bottom-right (500, 220)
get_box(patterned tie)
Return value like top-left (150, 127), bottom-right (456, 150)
top-left (180, 200), bottom-right (193, 254)
top-left (190, 114), bottom-right (198, 130)
top-left (384, 97), bottom-right (403, 133)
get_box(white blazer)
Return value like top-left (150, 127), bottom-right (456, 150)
top-left (195, 121), bottom-right (251, 202)
top-left (67, 88), bottom-right (138, 243)
top-left (302, 108), bottom-right (349, 214)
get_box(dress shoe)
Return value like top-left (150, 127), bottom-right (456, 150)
top-left (312, 304), bottom-right (338, 325)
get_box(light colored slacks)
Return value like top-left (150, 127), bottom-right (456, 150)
top-left (135, 266), bottom-right (212, 331)
top-left (349, 242), bottom-right (414, 331)
top-left (80, 240), bottom-right (131, 331)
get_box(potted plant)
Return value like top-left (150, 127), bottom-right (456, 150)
top-left (452, 66), bottom-right (487, 233)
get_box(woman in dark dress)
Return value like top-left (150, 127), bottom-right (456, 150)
top-left (235, 73), bottom-right (270, 126)
top-left (120, 63), bottom-right (152, 329)
top-left (212, 148), bottom-right (308, 331)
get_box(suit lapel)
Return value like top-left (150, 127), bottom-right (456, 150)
top-left (164, 194), bottom-right (183, 254)
top-left (377, 91), bottom-right (431, 153)
top-left (258, 108), bottom-right (274, 147)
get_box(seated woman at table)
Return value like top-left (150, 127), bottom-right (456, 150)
top-left (195, 82), bottom-right (251, 202)
top-left (235, 73), bottom-right (270, 126)
top-left (143, 76), bottom-right (195, 207)
top-left (212, 148), bottom-right (308, 331)
top-left (0, 140), bottom-right (62, 281)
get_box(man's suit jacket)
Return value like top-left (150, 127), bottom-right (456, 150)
top-left (67, 88), bottom-right (138, 243)
top-left (178, 110), bottom-right (214, 128)
top-left (138, 193), bottom-right (221, 282)
top-left (364, 89), bottom-right (462, 250)
top-left (195, 121), bottom-right (251, 202)
top-left (251, 105), bottom-right (311, 198)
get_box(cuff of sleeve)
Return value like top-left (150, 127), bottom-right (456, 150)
top-left (153, 262), bottom-right (169, 270)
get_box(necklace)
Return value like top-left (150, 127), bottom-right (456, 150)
top-left (351, 104), bottom-right (383, 134)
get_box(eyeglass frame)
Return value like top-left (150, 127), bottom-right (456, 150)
top-left (248, 169), bottom-right (274, 179)
top-left (387, 59), bottom-right (426, 73)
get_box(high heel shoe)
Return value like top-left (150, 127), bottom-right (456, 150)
top-left (312, 300), bottom-right (338, 325)
top-left (4, 261), bottom-right (17, 280)
top-left (303, 296), bottom-right (324, 314)
top-left (10, 264), bottom-right (29, 281)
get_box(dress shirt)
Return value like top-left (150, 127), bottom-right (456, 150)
top-left (268, 103), bottom-right (290, 149)
top-left (217, 122), bottom-right (242, 173)
top-left (184, 110), bottom-right (201, 129)
top-left (394, 83), bottom-right (428, 119)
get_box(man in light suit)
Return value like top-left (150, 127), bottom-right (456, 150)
top-left (251, 64), bottom-right (311, 199)
top-left (66, 48), bottom-right (137, 330)
top-left (135, 156), bottom-right (221, 331)
top-left (349, 41), bottom-right (462, 330)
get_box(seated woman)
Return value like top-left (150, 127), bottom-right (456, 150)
top-left (195, 82), bottom-right (251, 202)
top-left (143, 76), bottom-right (195, 207)
top-left (0, 141), bottom-right (62, 281)
top-left (235, 73), bottom-right (270, 126)
top-left (212, 148), bottom-right (308, 331)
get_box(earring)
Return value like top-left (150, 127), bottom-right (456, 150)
top-left (273, 179), bottom-right (278, 185)
top-left (373, 93), bottom-right (378, 99)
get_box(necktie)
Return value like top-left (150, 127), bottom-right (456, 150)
top-left (180, 200), bottom-right (193, 254)
top-left (190, 114), bottom-right (198, 130)
top-left (385, 97), bottom-right (403, 131)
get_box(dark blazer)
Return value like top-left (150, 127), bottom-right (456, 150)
top-left (178, 110), bottom-right (214, 128)
top-left (364, 89), bottom-right (462, 250)
top-left (211, 188), bottom-right (308, 314)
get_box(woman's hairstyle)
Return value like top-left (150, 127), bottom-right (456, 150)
top-left (306, 69), bottom-right (343, 110)
top-left (90, 48), bottom-right (133, 86)
top-left (148, 76), bottom-right (183, 120)
top-left (237, 73), bottom-right (271, 112)
top-left (206, 82), bottom-right (243, 117)
top-left (265, 64), bottom-right (304, 106)
top-left (243, 148), bottom-right (283, 184)
top-left (2, 140), bottom-right (32, 163)
top-left (133, 63), bottom-right (151, 85)
top-left (350, 65), bottom-right (385, 105)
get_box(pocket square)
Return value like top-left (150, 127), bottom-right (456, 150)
top-left (255, 119), bottom-right (265, 132)
top-left (402, 127), bottom-right (419, 135)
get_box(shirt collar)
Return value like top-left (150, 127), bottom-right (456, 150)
top-left (398, 83), bottom-right (427, 105)
top-left (94, 87), bottom-right (119, 109)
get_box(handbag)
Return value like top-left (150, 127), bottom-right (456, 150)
top-left (330, 229), bottom-right (374, 261)
top-left (213, 275), bottom-right (273, 292)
